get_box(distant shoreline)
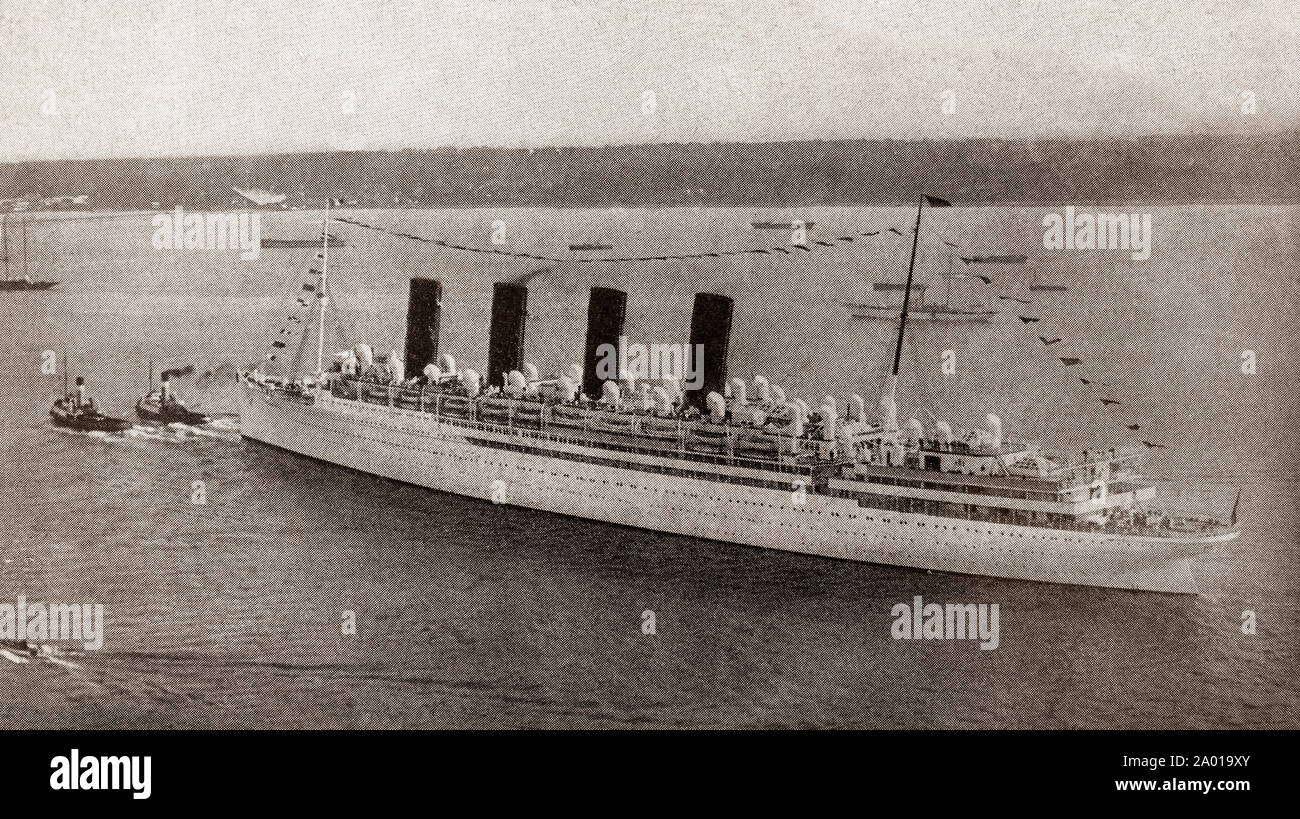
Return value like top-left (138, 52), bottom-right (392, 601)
top-left (2, 133), bottom-right (1296, 210)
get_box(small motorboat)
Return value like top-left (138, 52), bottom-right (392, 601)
top-left (136, 365), bottom-right (211, 425)
top-left (50, 376), bottom-right (132, 432)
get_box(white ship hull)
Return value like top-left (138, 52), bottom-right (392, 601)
top-left (239, 387), bottom-right (1235, 594)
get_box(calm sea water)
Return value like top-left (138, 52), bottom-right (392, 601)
top-left (0, 205), bottom-right (1295, 728)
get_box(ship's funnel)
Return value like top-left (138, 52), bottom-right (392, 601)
top-left (403, 278), bottom-right (442, 376)
top-left (75, 377), bottom-right (85, 405)
top-left (488, 282), bottom-right (528, 388)
top-left (686, 292), bottom-right (733, 410)
top-left (160, 373), bottom-right (171, 402)
top-left (582, 287), bottom-right (627, 399)
top-left (985, 413), bottom-right (1003, 450)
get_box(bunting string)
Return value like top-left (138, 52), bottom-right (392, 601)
top-left (310, 214), bottom-right (1168, 447)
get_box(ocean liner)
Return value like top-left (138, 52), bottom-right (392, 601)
top-left (238, 201), bottom-right (1239, 593)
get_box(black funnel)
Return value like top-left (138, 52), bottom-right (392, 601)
top-left (487, 282), bottom-right (528, 387)
top-left (404, 278), bottom-right (442, 376)
top-left (581, 287), bottom-right (627, 398)
top-left (686, 292), bottom-right (733, 409)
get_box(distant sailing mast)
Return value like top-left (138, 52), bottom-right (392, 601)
top-left (0, 212), bottom-right (58, 290)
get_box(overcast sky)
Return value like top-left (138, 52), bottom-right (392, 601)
top-left (1, 0), bottom-right (1295, 161)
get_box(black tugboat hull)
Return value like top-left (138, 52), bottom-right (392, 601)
top-left (0, 639), bottom-right (37, 657)
top-left (136, 400), bottom-right (211, 425)
top-left (50, 410), bottom-right (133, 432)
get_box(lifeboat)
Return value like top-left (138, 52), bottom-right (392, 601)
top-left (361, 382), bottom-right (390, 405)
top-left (512, 400), bottom-right (544, 428)
top-left (734, 432), bottom-right (780, 455)
top-left (638, 416), bottom-right (680, 440)
top-left (550, 404), bottom-right (588, 429)
top-left (478, 397), bottom-right (513, 418)
top-left (438, 395), bottom-right (473, 419)
top-left (333, 380), bottom-right (359, 400)
top-left (588, 409), bottom-right (639, 433)
top-left (394, 388), bottom-right (423, 410)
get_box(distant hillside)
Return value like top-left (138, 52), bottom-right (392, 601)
top-left (1, 134), bottom-right (1297, 209)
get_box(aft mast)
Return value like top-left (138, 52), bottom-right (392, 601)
top-left (887, 194), bottom-right (950, 399)
top-left (316, 201), bottom-right (331, 377)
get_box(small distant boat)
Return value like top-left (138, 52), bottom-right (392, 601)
top-left (569, 243), bottom-right (613, 251)
top-left (51, 375), bottom-right (132, 432)
top-left (752, 221), bottom-right (815, 230)
top-left (136, 363), bottom-right (211, 425)
top-left (848, 257), bottom-right (996, 323)
top-left (261, 232), bottom-right (346, 249)
top-left (1029, 272), bottom-right (1067, 292)
top-left (1, 213), bottom-right (58, 291)
top-left (852, 306), bottom-right (995, 324)
top-left (0, 279), bottom-right (58, 291)
top-left (961, 254), bottom-right (1028, 265)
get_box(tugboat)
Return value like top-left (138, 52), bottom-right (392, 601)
top-left (50, 374), bottom-right (132, 432)
top-left (136, 363), bottom-right (211, 425)
top-left (0, 639), bottom-right (38, 663)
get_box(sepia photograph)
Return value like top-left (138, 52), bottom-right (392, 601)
top-left (0, 0), bottom-right (1295, 802)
